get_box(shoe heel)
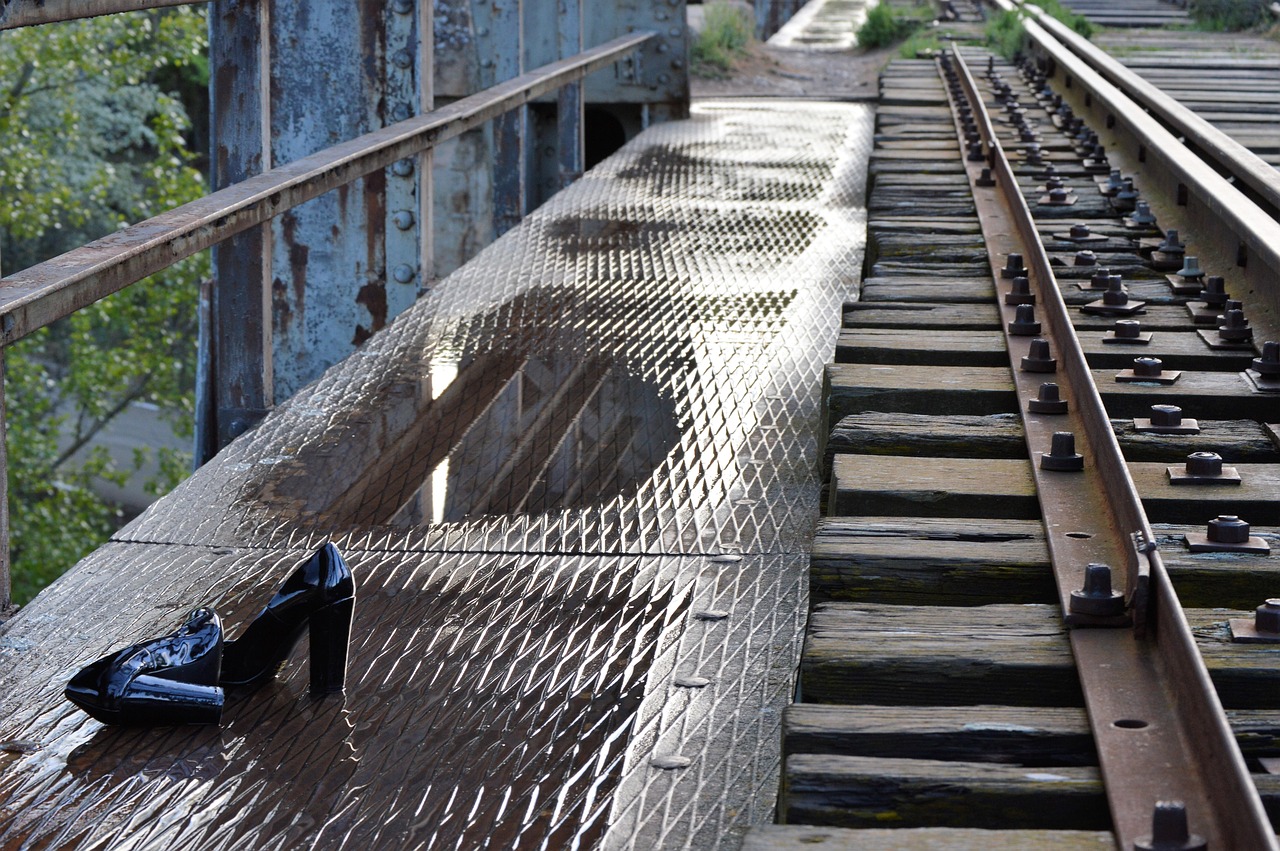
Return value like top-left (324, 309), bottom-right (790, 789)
top-left (308, 596), bottom-right (354, 696)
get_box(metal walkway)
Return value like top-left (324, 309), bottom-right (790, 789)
top-left (0, 100), bottom-right (872, 850)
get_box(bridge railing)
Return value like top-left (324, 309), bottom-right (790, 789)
top-left (0, 0), bottom-right (656, 608)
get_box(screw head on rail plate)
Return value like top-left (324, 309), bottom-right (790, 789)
top-left (1104, 319), bottom-right (1153, 345)
top-left (1187, 514), bottom-right (1269, 555)
top-left (1218, 308), bottom-right (1253, 342)
top-left (1005, 276), bottom-right (1035, 306)
top-left (1069, 563), bottom-right (1124, 616)
top-left (1001, 253), bottom-right (1028, 279)
top-left (1128, 200), bottom-right (1158, 227)
top-left (1157, 229), bottom-right (1186, 255)
top-left (975, 167), bottom-right (996, 188)
top-left (1113, 179), bottom-right (1139, 212)
top-left (1008, 304), bottom-right (1041, 336)
top-left (1021, 338), bottom-right (1057, 373)
top-left (1133, 801), bottom-right (1206, 851)
top-left (1134, 403), bottom-right (1199, 435)
top-left (1167, 451), bottom-right (1242, 486)
top-left (1028, 382), bottom-right (1068, 415)
top-left (1041, 431), bottom-right (1084, 472)
top-left (1200, 275), bottom-right (1228, 307)
top-left (1175, 256), bottom-right (1205, 280)
top-left (1252, 341), bottom-right (1280, 375)
top-left (1117, 356), bottom-right (1180, 384)
top-left (1103, 170), bottom-right (1124, 196)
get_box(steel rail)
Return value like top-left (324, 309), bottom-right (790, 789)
top-left (1002, 0), bottom-right (1280, 216)
top-left (945, 46), bottom-right (1276, 851)
top-left (0, 31), bottom-right (653, 347)
top-left (987, 0), bottom-right (1280, 293)
top-left (0, 0), bottom-right (204, 30)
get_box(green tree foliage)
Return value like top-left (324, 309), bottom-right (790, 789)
top-left (0, 9), bottom-right (209, 603)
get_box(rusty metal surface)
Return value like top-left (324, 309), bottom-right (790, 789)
top-left (951, 48), bottom-right (1275, 851)
top-left (0, 32), bottom-right (654, 350)
top-left (0, 101), bottom-right (872, 849)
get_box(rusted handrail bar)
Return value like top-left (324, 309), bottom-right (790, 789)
top-left (0, 0), bottom-right (204, 30)
top-left (0, 31), bottom-right (653, 349)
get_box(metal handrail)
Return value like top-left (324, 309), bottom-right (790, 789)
top-left (0, 31), bottom-right (653, 347)
top-left (0, 0), bottom-right (205, 30)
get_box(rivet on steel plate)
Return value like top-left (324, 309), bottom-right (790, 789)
top-left (1005, 276), bottom-right (1034, 306)
top-left (975, 167), bottom-right (996, 188)
top-left (392, 210), bottom-right (415, 230)
top-left (392, 264), bottom-right (416, 284)
top-left (1001, 253), bottom-right (1028, 279)
top-left (391, 158), bottom-right (415, 177)
top-left (1186, 514), bottom-right (1269, 554)
top-left (1129, 200), bottom-right (1158, 226)
top-left (1028, 382), bottom-right (1068, 414)
top-left (1069, 563), bottom-right (1124, 616)
top-left (1133, 800), bottom-right (1206, 851)
top-left (1074, 250), bottom-right (1097, 267)
top-left (392, 103), bottom-right (412, 121)
top-left (650, 754), bottom-right (692, 770)
top-left (693, 610), bottom-right (729, 621)
top-left (1021, 338), bottom-right (1057, 373)
top-left (1008, 304), bottom-right (1041, 336)
top-left (1168, 451), bottom-right (1242, 486)
top-left (392, 49), bottom-right (412, 68)
top-left (1041, 431), bottom-right (1084, 472)
top-left (391, 0), bottom-right (413, 11)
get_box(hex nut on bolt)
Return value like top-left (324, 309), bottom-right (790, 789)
top-left (1257, 599), bottom-right (1280, 634)
top-left (1069, 563), bottom-right (1124, 616)
top-left (1208, 514), bottom-right (1251, 544)
top-left (1041, 431), bottom-right (1084, 472)
top-left (1185, 451), bottom-right (1223, 477)
top-left (1005, 276), bottom-right (1035, 306)
top-left (1253, 341), bottom-right (1280, 375)
top-left (1021, 338), bottom-right (1057, 372)
top-left (1133, 800), bottom-right (1206, 851)
top-left (1150, 404), bottom-right (1182, 426)
top-left (1001, 253), bottom-right (1028, 279)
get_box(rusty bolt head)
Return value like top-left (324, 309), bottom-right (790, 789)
top-left (1252, 341), bottom-right (1280, 375)
top-left (1134, 801), bottom-right (1206, 851)
top-left (1090, 268), bottom-right (1111, 288)
top-left (1105, 170), bottom-right (1124, 192)
top-left (1208, 515), bottom-right (1250, 544)
top-left (1069, 563), bottom-right (1124, 616)
top-left (1103, 284), bottom-right (1130, 306)
top-left (1158, 229), bottom-right (1185, 254)
top-left (1008, 304), bottom-right (1042, 336)
top-left (1003, 253), bottom-right (1027, 276)
top-left (1045, 176), bottom-right (1065, 191)
top-left (1185, 451), bottom-right (1223, 476)
top-left (1131, 200), bottom-right (1157, 225)
top-left (1028, 382), bottom-right (1068, 414)
top-left (967, 141), bottom-right (985, 161)
top-left (1219, 308), bottom-right (1252, 341)
top-left (1074, 250), bottom-right (1097, 266)
top-left (1176, 256), bottom-right (1204, 279)
top-left (1114, 319), bottom-right (1143, 339)
top-left (1149, 404), bottom-right (1182, 426)
top-left (1069, 222), bottom-right (1091, 239)
top-left (1021, 338), bottom-right (1057, 373)
top-left (1133, 357), bottom-right (1163, 377)
top-left (1041, 431), bottom-right (1084, 472)
top-left (1257, 599), bottom-right (1280, 634)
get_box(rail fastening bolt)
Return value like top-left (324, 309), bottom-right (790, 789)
top-left (1008, 304), bottom-right (1041, 336)
top-left (1041, 431), bottom-right (1084, 472)
top-left (1103, 278), bottom-right (1130, 306)
top-left (1074, 250), bottom-right (1097, 267)
top-left (1158, 229), bottom-right (1185, 254)
top-left (1114, 179), bottom-right (1139, 211)
top-left (1114, 319), bottom-right (1143, 339)
top-left (1090, 267), bottom-right (1112, 288)
top-left (1219, 308), bottom-right (1253, 342)
top-left (1104, 170), bottom-right (1124, 195)
top-left (1208, 515), bottom-right (1251, 544)
top-left (1175, 256), bottom-right (1204, 280)
top-left (1069, 563), bottom-right (1124, 616)
top-left (1005, 276), bottom-right (1034, 305)
top-left (1149, 404), bottom-right (1182, 426)
top-left (1069, 222), bottom-right (1092, 239)
top-left (1131, 200), bottom-right (1157, 225)
top-left (1253, 341), bottom-right (1280, 375)
top-left (1002, 253), bottom-right (1027, 279)
top-left (1021, 338), bottom-right (1057, 373)
top-left (1185, 451), bottom-right (1223, 477)
top-left (1256, 598), bottom-right (1280, 634)
top-left (1133, 357), bottom-right (1163, 377)
top-left (1028, 382), bottom-right (1068, 414)
top-left (1201, 275), bottom-right (1228, 307)
top-left (1134, 800), bottom-right (1206, 851)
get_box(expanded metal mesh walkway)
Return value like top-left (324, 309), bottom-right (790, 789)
top-left (0, 101), bottom-right (872, 850)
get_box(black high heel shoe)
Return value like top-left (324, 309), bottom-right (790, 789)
top-left (220, 542), bottom-right (355, 696)
top-left (65, 608), bottom-right (225, 726)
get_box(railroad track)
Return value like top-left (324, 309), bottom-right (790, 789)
top-left (746, 17), bottom-right (1280, 851)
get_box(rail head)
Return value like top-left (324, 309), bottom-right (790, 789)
top-left (0, 31), bottom-right (655, 348)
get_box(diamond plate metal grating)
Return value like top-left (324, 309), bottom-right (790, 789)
top-left (1, 101), bottom-right (872, 850)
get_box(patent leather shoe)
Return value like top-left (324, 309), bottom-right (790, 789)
top-left (220, 542), bottom-right (355, 696)
top-left (65, 608), bottom-right (224, 725)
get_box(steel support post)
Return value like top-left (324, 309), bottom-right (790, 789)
top-left (490, 0), bottom-right (526, 236)
top-left (557, 0), bottom-right (584, 188)
top-left (203, 0), bottom-right (273, 459)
